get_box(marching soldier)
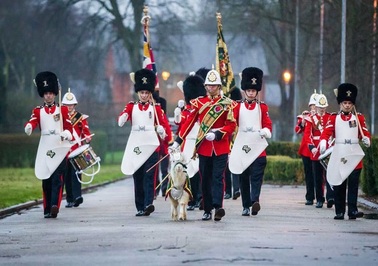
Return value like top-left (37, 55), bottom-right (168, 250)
top-left (319, 83), bottom-right (371, 220)
top-left (24, 71), bottom-right (73, 218)
top-left (118, 68), bottom-right (172, 216)
top-left (174, 72), bottom-right (207, 211)
top-left (295, 92), bottom-right (317, 205)
top-left (303, 94), bottom-right (334, 208)
top-left (62, 89), bottom-right (92, 208)
top-left (229, 67), bottom-right (272, 216)
top-left (171, 69), bottom-right (237, 221)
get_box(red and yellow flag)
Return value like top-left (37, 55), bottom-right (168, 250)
top-left (216, 13), bottom-right (235, 97)
top-left (142, 7), bottom-right (159, 90)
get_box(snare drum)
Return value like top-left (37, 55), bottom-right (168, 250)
top-left (318, 146), bottom-right (333, 171)
top-left (68, 144), bottom-right (100, 172)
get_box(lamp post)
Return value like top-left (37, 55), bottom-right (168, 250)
top-left (283, 71), bottom-right (291, 99)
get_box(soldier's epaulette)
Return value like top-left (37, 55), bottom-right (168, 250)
top-left (37, 105), bottom-right (44, 109)
top-left (154, 102), bottom-right (161, 106)
top-left (330, 112), bottom-right (337, 116)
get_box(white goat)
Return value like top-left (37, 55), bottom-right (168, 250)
top-left (167, 151), bottom-right (191, 221)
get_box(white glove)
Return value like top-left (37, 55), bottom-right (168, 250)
top-left (319, 139), bottom-right (327, 154)
top-left (177, 100), bottom-right (185, 108)
top-left (24, 123), bottom-right (32, 136)
top-left (173, 107), bottom-right (182, 123)
top-left (156, 125), bottom-right (167, 139)
top-left (169, 141), bottom-right (180, 153)
top-left (60, 130), bottom-right (72, 140)
top-left (311, 147), bottom-right (318, 157)
top-left (118, 113), bottom-right (128, 127)
top-left (362, 136), bottom-right (371, 147)
top-left (258, 128), bottom-right (272, 139)
top-left (205, 132), bottom-right (216, 141)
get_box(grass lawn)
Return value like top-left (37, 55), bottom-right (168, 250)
top-left (0, 152), bottom-right (126, 209)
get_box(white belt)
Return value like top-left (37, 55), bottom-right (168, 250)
top-left (335, 138), bottom-right (359, 144)
top-left (131, 125), bottom-right (155, 131)
top-left (41, 129), bottom-right (59, 136)
top-left (313, 136), bottom-right (320, 140)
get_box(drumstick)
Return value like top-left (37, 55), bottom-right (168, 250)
top-left (155, 173), bottom-right (170, 190)
top-left (353, 106), bottom-right (365, 138)
top-left (76, 133), bottom-right (95, 144)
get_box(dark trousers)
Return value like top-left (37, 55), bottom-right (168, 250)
top-left (133, 151), bottom-right (158, 211)
top-left (42, 159), bottom-right (66, 215)
top-left (302, 155), bottom-right (314, 201)
top-left (312, 160), bottom-right (325, 203)
top-left (188, 172), bottom-right (201, 207)
top-left (240, 156), bottom-right (267, 208)
top-left (334, 169), bottom-right (361, 215)
top-left (199, 153), bottom-right (228, 213)
top-left (225, 164), bottom-right (240, 195)
top-left (156, 152), bottom-right (169, 196)
top-left (312, 160), bottom-right (334, 202)
top-left (64, 163), bottom-right (82, 203)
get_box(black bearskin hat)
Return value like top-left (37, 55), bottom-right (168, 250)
top-left (134, 69), bottom-right (156, 93)
top-left (336, 83), bottom-right (358, 104)
top-left (195, 67), bottom-right (210, 81)
top-left (183, 75), bottom-right (206, 103)
top-left (230, 87), bottom-right (243, 101)
top-left (241, 67), bottom-right (263, 91)
top-left (34, 71), bottom-right (59, 97)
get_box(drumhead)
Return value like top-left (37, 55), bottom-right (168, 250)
top-left (68, 144), bottom-right (90, 158)
top-left (319, 146), bottom-right (334, 160)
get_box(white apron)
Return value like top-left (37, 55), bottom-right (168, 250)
top-left (181, 122), bottom-right (200, 178)
top-left (121, 105), bottom-right (159, 175)
top-left (35, 108), bottom-right (72, 180)
top-left (229, 103), bottom-right (268, 174)
top-left (326, 114), bottom-right (364, 186)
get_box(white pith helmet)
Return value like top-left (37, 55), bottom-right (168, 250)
top-left (62, 88), bottom-right (78, 105)
top-left (204, 69), bottom-right (222, 86)
top-left (308, 91), bottom-right (318, 106)
top-left (316, 93), bottom-right (328, 108)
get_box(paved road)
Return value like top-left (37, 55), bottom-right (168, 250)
top-left (1, 178), bottom-right (377, 266)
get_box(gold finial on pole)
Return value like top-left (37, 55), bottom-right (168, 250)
top-left (141, 5), bottom-right (150, 26)
top-left (216, 12), bottom-right (222, 26)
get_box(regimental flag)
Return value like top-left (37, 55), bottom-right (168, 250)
top-left (142, 21), bottom-right (159, 90)
top-left (216, 13), bottom-right (235, 97)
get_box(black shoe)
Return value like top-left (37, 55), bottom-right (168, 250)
top-left (50, 205), bottom-right (59, 218)
top-left (315, 201), bottom-right (323, 208)
top-left (135, 210), bottom-right (145, 216)
top-left (202, 212), bottom-right (212, 221)
top-left (44, 213), bottom-right (52, 218)
top-left (305, 200), bottom-right (313, 206)
top-left (187, 205), bottom-right (195, 211)
top-left (251, 202), bottom-right (260, 216)
top-left (232, 191), bottom-right (241, 200)
top-left (348, 211), bottom-right (364, 220)
top-left (73, 196), bottom-right (83, 207)
top-left (334, 213), bottom-right (344, 220)
top-left (214, 208), bottom-right (225, 221)
top-left (242, 208), bottom-right (250, 216)
top-left (224, 193), bottom-right (231, 199)
top-left (65, 202), bottom-right (74, 208)
top-left (144, 204), bottom-right (155, 216)
top-left (327, 199), bottom-right (334, 208)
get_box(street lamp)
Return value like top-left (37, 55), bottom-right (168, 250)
top-left (161, 71), bottom-right (170, 81)
top-left (283, 70), bottom-right (291, 98)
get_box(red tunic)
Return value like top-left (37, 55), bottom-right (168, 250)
top-left (25, 103), bottom-right (73, 135)
top-left (303, 112), bottom-right (331, 160)
top-left (118, 101), bottom-right (172, 152)
top-left (177, 95), bottom-right (237, 156)
top-left (320, 112), bottom-right (371, 169)
top-left (232, 100), bottom-right (272, 157)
